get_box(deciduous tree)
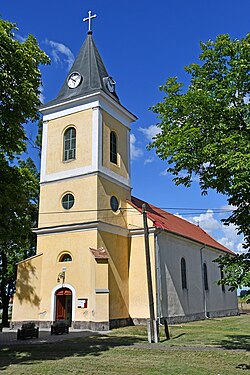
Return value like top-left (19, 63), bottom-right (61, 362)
top-left (149, 34), bottom-right (250, 293)
top-left (0, 18), bottom-right (49, 325)
top-left (0, 18), bottom-right (49, 157)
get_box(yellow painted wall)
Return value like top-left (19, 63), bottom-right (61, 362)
top-left (102, 111), bottom-right (129, 179)
top-left (46, 109), bottom-right (92, 175)
top-left (38, 175), bottom-right (98, 228)
top-left (128, 234), bottom-right (157, 319)
top-left (36, 230), bottom-right (97, 322)
top-left (12, 98), bottom-right (145, 326)
top-left (95, 261), bottom-right (109, 322)
top-left (125, 203), bottom-right (153, 231)
top-left (12, 254), bottom-right (43, 322)
top-left (98, 231), bottom-right (130, 320)
top-left (97, 176), bottom-right (131, 228)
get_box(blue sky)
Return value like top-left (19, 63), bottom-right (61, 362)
top-left (1, 0), bottom-right (249, 253)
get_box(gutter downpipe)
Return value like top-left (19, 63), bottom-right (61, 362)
top-left (200, 245), bottom-right (208, 319)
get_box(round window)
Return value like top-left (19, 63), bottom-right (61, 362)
top-left (62, 193), bottom-right (74, 210)
top-left (110, 196), bottom-right (119, 212)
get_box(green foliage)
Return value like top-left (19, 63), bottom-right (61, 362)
top-left (149, 33), bottom-right (250, 288)
top-left (0, 18), bottom-right (50, 157)
top-left (0, 18), bottom-right (49, 325)
top-left (216, 253), bottom-right (250, 301)
top-left (0, 157), bottom-right (40, 325)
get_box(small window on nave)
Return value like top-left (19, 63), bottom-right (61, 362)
top-left (181, 257), bottom-right (187, 289)
top-left (220, 267), bottom-right (225, 292)
top-left (110, 131), bottom-right (117, 164)
top-left (203, 263), bottom-right (209, 291)
top-left (64, 127), bottom-right (76, 161)
top-left (59, 253), bottom-right (72, 262)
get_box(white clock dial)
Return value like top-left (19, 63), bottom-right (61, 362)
top-left (106, 77), bottom-right (116, 93)
top-left (67, 72), bottom-right (82, 89)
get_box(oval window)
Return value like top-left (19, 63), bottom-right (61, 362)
top-left (110, 196), bottom-right (119, 212)
top-left (62, 193), bottom-right (74, 210)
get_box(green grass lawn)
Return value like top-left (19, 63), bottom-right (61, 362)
top-left (0, 315), bottom-right (249, 374)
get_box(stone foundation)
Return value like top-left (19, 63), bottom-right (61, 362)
top-left (10, 320), bottom-right (110, 331)
top-left (109, 317), bottom-right (133, 329)
top-left (162, 308), bottom-right (239, 325)
top-left (10, 309), bottom-right (239, 331)
top-left (131, 308), bottom-right (239, 326)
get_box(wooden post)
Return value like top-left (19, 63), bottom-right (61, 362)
top-left (142, 203), bottom-right (158, 343)
top-left (164, 319), bottom-right (170, 340)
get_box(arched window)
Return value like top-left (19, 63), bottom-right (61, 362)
top-left (59, 253), bottom-right (72, 262)
top-left (220, 267), bottom-right (225, 292)
top-left (64, 127), bottom-right (76, 161)
top-left (110, 131), bottom-right (117, 164)
top-left (181, 257), bottom-right (187, 289)
top-left (203, 263), bottom-right (209, 290)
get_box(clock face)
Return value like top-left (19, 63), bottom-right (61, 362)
top-left (67, 72), bottom-right (82, 89)
top-left (106, 77), bottom-right (116, 93)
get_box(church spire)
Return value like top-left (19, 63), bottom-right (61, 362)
top-left (44, 12), bottom-right (119, 108)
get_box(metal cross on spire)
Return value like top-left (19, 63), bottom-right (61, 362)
top-left (83, 10), bottom-right (97, 33)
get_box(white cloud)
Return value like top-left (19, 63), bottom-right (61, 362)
top-left (190, 210), bottom-right (221, 233)
top-left (217, 223), bottom-right (244, 253)
top-left (182, 209), bottom-right (244, 254)
top-left (160, 169), bottom-right (200, 182)
top-left (39, 86), bottom-right (45, 104)
top-left (138, 125), bottom-right (160, 141)
top-left (161, 169), bottom-right (168, 176)
top-left (144, 157), bottom-right (154, 165)
top-left (16, 34), bottom-right (26, 43)
top-left (130, 134), bottom-right (143, 160)
top-left (45, 39), bottom-right (74, 70)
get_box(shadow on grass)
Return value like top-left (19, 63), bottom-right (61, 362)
top-left (217, 335), bottom-right (250, 351)
top-left (172, 333), bottom-right (186, 340)
top-left (236, 363), bottom-right (250, 370)
top-left (0, 334), bottom-right (145, 371)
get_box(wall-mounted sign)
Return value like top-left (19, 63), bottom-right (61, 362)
top-left (77, 298), bottom-right (88, 308)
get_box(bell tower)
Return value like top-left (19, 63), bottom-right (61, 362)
top-left (12, 12), bottom-right (137, 330)
top-left (39, 14), bottom-right (136, 230)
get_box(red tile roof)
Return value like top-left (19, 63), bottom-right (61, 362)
top-left (89, 247), bottom-right (110, 259)
top-left (128, 196), bottom-right (234, 255)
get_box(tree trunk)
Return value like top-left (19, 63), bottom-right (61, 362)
top-left (0, 249), bottom-right (9, 327)
top-left (1, 294), bottom-right (9, 327)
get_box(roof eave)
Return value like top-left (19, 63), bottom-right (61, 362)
top-left (40, 90), bottom-right (137, 122)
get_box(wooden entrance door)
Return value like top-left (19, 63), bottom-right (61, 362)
top-left (55, 288), bottom-right (72, 325)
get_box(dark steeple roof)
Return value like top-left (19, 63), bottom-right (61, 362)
top-left (44, 31), bottom-right (119, 108)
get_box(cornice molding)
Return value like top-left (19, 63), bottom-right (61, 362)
top-left (33, 220), bottom-right (129, 237)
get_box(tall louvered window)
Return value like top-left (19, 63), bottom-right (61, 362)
top-left (203, 263), bottom-right (209, 290)
top-left (64, 127), bottom-right (76, 161)
top-left (110, 131), bottom-right (117, 164)
top-left (181, 257), bottom-right (187, 289)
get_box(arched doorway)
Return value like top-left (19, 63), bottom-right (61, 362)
top-left (55, 288), bottom-right (72, 326)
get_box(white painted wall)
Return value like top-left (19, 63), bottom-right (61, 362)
top-left (156, 232), bottom-right (238, 320)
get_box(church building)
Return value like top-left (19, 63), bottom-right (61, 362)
top-left (11, 14), bottom-right (238, 330)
